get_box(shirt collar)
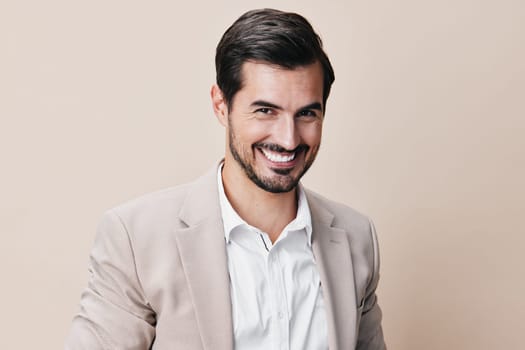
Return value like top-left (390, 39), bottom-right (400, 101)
top-left (217, 162), bottom-right (313, 245)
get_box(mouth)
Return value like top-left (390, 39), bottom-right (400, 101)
top-left (260, 148), bottom-right (296, 163)
top-left (255, 143), bottom-right (308, 169)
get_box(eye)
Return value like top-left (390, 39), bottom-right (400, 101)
top-left (298, 109), bottom-right (318, 118)
top-left (255, 107), bottom-right (271, 114)
top-left (253, 107), bottom-right (277, 118)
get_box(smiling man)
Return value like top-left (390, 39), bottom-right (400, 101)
top-left (66, 8), bottom-right (386, 350)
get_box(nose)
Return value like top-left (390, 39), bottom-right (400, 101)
top-left (273, 115), bottom-right (300, 151)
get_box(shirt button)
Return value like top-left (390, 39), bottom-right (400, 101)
top-left (278, 311), bottom-right (283, 319)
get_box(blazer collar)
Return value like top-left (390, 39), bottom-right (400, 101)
top-left (307, 190), bottom-right (358, 350)
top-left (175, 162), bottom-right (234, 350)
top-left (178, 163), bottom-right (223, 227)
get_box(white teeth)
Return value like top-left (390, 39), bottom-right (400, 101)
top-left (261, 148), bottom-right (296, 163)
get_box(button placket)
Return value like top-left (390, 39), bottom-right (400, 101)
top-left (272, 248), bottom-right (290, 350)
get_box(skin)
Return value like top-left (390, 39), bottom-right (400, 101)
top-left (211, 61), bottom-right (325, 242)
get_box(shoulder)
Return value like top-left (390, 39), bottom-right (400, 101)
top-left (305, 188), bottom-right (372, 234)
top-left (98, 171), bottom-right (211, 240)
top-left (109, 182), bottom-right (192, 224)
top-left (305, 188), bottom-right (379, 261)
top-left (91, 183), bottom-right (194, 253)
top-left (105, 166), bottom-right (218, 228)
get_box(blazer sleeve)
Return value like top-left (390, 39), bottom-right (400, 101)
top-left (356, 220), bottom-right (387, 350)
top-left (65, 210), bottom-right (156, 350)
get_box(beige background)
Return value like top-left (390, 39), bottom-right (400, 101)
top-left (1, 0), bottom-right (524, 349)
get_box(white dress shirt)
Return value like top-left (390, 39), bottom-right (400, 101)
top-left (217, 165), bottom-right (328, 350)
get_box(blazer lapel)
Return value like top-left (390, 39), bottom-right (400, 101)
top-left (174, 166), bottom-right (233, 350)
top-left (308, 192), bottom-right (357, 350)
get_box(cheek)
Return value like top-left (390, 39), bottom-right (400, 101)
top-left (299, 123), bottom-right (323, 145)
top-left (236, 121), bottom-right (272, 144)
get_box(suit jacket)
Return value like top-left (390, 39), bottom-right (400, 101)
top-left (66, 165), bottom-right (386, 350)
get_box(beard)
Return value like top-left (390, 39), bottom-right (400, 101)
top-left (228, 125), bottom-right (318, 194)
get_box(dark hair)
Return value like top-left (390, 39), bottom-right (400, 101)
top-left (215, 8), bottom-right (335, 110)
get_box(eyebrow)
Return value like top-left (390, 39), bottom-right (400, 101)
top-left (301, 102), bottom-right (323, 111)
top-left (250, 100), bottom-right (323, 112)
top-left (250, 100), bottom-right (283, 110)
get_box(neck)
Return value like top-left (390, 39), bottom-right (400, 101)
top-left (221, 159), bottom-right (297, 243)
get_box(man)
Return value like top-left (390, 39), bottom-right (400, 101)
top-left (66, 8), bottom-right (386, 350)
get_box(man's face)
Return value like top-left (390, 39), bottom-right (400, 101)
top-left (220, 61), bottom-right (324, 193)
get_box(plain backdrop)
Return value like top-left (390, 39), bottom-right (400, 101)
top-left (1, 0), bottom-right (524, 349)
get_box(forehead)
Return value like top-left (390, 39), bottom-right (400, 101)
top-left (236, 61), bottom-right (324, 107)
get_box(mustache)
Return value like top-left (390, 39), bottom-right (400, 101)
top-left (254, 142), bottom-right (309, 153)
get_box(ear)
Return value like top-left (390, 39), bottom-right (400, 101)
top-left (211, 84), bottom-right (228, 127)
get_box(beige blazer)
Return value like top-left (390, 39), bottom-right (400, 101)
top-left (66, 165), bottom-right (385, 350)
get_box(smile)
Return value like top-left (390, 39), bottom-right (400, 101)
top-left (260, 148), bottom-right (296, 163)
